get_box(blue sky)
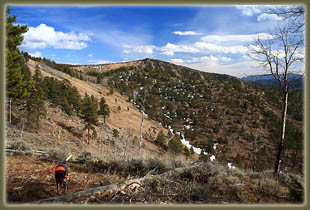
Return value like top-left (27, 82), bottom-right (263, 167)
top-left (9, 5), bottom-right (303, 78)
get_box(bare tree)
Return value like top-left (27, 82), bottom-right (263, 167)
top-left (251, 132), bottom-right (262, 172)
top-left (134, 88), bottom-right (148, 154)
top-left (248, 20), bottom-right (304, 176)
top-left (264, 6), bottom-right (304, 33)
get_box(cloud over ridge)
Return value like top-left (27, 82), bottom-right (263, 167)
top-left (21, 24), bottom-right (91, 50)
top-left (172, 31), bottom-right (202, 36)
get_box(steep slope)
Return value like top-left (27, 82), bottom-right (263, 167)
top-left (71, 58), bottom-right (303, 174)
top-left (25, 59), bottom-right (176, 159)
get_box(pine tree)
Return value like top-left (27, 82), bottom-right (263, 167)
top-left (26, 85), bottom-right (46, 133)
top-left (81, 94), bottom-right (99, 144)
top-left (25, 63), bottom-right (46, 132)
top-left (155, 130), bottom-right (167, 150)
top-left (168, 136), bottom-right (183, 156)
top-left (98, 97), bottom-right (110, 124)
top-left (6, 7), bottom-right (30, 101)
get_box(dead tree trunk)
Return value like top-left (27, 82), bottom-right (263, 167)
top-left (138, 111), bottom-right (144, 154)
top-left (87, 128), bottom-right (90, 144)
top-left (36, 113), bottom-right (39, 133)
top-left (9, 98), bottom-right (12, 125)
top-left (274, 91), bottom-right (288, 176)
top-left (20, 118), bottom-right (25, 139)
top-left (101, 138), bottom-right (104, 158)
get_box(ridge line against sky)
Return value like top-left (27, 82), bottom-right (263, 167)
top-left (9, 5), bottom-right (304, 78)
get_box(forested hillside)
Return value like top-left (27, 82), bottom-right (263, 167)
top-left (68, 58), bottom-right (303, 174)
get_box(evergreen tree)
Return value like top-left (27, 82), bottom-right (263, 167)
top-left (25, 63), bottom-right (46, 132)
top-left (168, 135), bottom-right (183, 156)
top-left (33, 64), bottom-right (43, 86)
top-left (26, 84), bottom-right (46, 133)
top-left (6, 8), bottom-right (30, 101)
top-left (155, 130), bottom-right (167, 150)
top-left (98, 97), bottom-right (110, 124)
top-left (81, 94), bottom-right (99, 144)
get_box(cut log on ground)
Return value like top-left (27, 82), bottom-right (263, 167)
top-left (26, 177), bottom-right (145, 204)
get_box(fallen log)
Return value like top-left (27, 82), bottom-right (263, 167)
top-left (26, 177), bottom-right (146, 204)
top-left (5, 149), bottom-right (48, 155)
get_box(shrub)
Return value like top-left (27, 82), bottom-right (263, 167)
top-left (48, 148), bottom-right (69, 161)
top-left (76, 151), bottom-right (92, 164)
top-left (7, 140), bottom-right (31, 151)
top-left (146, 158), bottom-right (169, 174)
top-left (279, 173), bottom-right (304, 203)
top-left (253, 178), bottom-right (282, 197)
top-left (126, 158), bottom-right (146, 176)
top-left (113, 129), bottom-right (119, 138)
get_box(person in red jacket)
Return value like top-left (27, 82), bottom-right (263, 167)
top-left (54, 161), bottom-right (70, 194)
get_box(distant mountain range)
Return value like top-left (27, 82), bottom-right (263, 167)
top-left (241, 74), bottom-right (304, 91)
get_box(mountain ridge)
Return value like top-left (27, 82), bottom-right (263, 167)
top-left (21, 54), bottom-right (304, 174)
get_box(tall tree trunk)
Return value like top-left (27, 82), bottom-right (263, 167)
top-left (101, 138), bottom-right (104, 158)
top-left (9, 98), bottom-right (12, 125)
top-left (138, 111), bottom-right (144, 154)
top-left (20, 118), bottom-right (25, 140)
top-left (114, 141), bottom-right (116, 155)
top-left (252, 133), bottom-right (258, 172)
top-left (274, 91), bottom-right (288, 176)
top-left (88, 127), bottom-right (90, 144)
top-left (37, 114), bottom-right (39, 133)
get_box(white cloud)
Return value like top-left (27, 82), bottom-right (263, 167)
top-left (123, 49), bottom-right (130, 54)
top-left (189, 55), bottom-right (231, 63)
top-left (161, 51), bottom-right (175, 56)
top-left (257, 13), bottom-right (283, 22)
top-left (194, 42), bottom-right (248, 54)
top-left (172, 23), bottom-right (184, 27)
top-left (172, 31), bottom-right (202, 36)
top-left (29, 51), bottom-right (42, 58)
top-left (122, 45), bottom-right (156, 54)
top-left (67, 62), bottom-right (81, 65)
top-left (88, 59), bottom-right (111, 64)
top-left (172, 55), bottom-right (232, 64)
top-left (170, 58), bottom-right (184, 63)
top-left (201, 33), bottom-right (275, 43)
top-left (242, 55), bottom-right (251, 60)
top-left (219, 56), bottom-right (232, 62)
top-left (160, 43), bottom-right (199, 56)
top-left (88, 53), bottom-right (93, 57)
top-left (235, 5), bottom-right (262, 16)
top-left (21, 24), bottom-right (91, 50)
top-left (184, 60), bottom-right (265, 78)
